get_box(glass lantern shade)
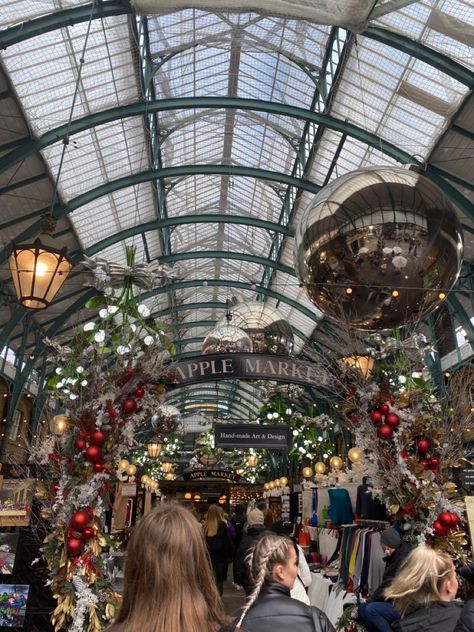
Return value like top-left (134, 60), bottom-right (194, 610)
top-left (8, 239), bottom-right (72, 309)
top-left (162, 461), bottom-right (173, 473)
top-left (147, 438), bottom-right (162, 459)
top-left (51, 414), bottom-right (71, 435)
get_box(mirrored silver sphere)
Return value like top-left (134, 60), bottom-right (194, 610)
top-left (294, 167), bottom-right (463, 330)
top-left (202, 324), bottom-right (253, 354)
top-left (218, 301), bottom-right (294, 355)
top-left (151, 404), bottom-right (182, 434)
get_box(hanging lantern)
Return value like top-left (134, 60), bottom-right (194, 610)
top-left (8, 217), bottom-right (73, 310)
top-left (184, 492), bottom-right (192, 500)
top-left (246, 453), bottom-right (259, 467)
top-left (302, 467), bottom-right (313, 478)
top-left (165, 472), bottom-right (174, 480)
top-left (147, 438), bottom-right (162, 459)
top-left (162, 461), bottom-right (173, 473)
top-left (342, 355), bottom-right (374, 378)
top-left (330, 456), bottom-right (343, 470)
top-left (50, 414), bottom-right (71, 436)
top-left (314, 462), bottom-right (326, 474)
top-left (348, 447), bottom-right (362, 463)
top-left (194, 493), bottom-right (201, 502)
top-left (235, 468), bottom-right (244, 476)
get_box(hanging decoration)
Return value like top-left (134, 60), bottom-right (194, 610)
top-left (151, 404), bottom-right (182, 434)
top-left (294, 166), bottom-right (463, 330)
top-left (33, 246), bottom-right (174, 632)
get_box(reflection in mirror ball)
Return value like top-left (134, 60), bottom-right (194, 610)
top-left (217, 301), bottom-right (294, 355)
top-left (294, 167), bottom-right (463, 330)
top-left (202, 325), bottom-right (252, 354)
top-left (151, 404), bottom-right (182, 434)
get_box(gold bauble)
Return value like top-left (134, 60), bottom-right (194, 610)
top-left (348, 448), bottom-right (362, 463)
top-left (264, 482), bottom-right (270, 491)
top-left (314, 462), bottom-right (326, 474)
top-left (279, 476), bottom-right (288, 486)
top-left (302, 467), bottom-right (313, 478)
top-left (330, 456), bottom-right (343, 470)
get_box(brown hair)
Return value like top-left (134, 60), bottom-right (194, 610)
top-left (384, 545), bottom-right (455, 616)
top-left (108, 503), bottom-right (231, 632)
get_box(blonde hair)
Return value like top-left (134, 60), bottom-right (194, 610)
top-left (108, 503), bottom-right (231, 632)
top-left (384, 546), bottom-right (455, 616)
top-left (237, 532), bottom-right (294, 627)
top-left (204, 504), bottom-right (226, 537)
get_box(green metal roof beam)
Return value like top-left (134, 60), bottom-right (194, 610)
top-left (0, 1), bottom-right (132, 49)
top-left (364, 27), bottom-right (473, 88)
top-left (142, 279), bottom-right (319, 322)
top-left (158, 251), bottom-right (295, 277)
top-left (83, 214), bottom-right (293, 257)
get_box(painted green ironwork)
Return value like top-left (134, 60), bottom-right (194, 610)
top-left (158, 251), bottom-right (295, 277)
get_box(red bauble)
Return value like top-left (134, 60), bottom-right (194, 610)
top-left (438, 511), bottom-right (455, 528)
top-left (400, 450), bottom-right (409, 459)
top-left (416, 438), bottom-right (431, 455)
top-left (121, 397), bottom-right (137, 415)
top-left (89, 430), bottom-right (107, 446)
top-left (370, 411), bottom-right (383, 424)
top-left (349, 414), bottom-right (359, 424)
top-left (420, 459), bottom-right (430, 470)
top-left (433, 520), bottom-right (449, 537)
top-left (82, 526), bottom-right (95, 541)
top-left (429, 457), bottom-right (440, 471)
top-left (67, 536), bottom-right (85, 557)
top-left (450, 513), bottom-right (460, 527)
top-left (134, 386), bottom-right (145, 399)
top-left (74, 438), bottom-right (87, 452)
top-left (70, 510), bottom-right (91, 530)
top-left (85, 445), bottom-right (102, 464)
top-left (93, 462), bottom-right (104, 473)
top-left (108, 410), bottom-right (119, 420)
top-left (385, 412), bottom-right (400, 428)
top-left (379, 404), bottom-right (390, 415)
top-left (377, 424), bottom-right (394, 440)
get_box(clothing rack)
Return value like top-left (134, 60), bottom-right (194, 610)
top-left (340, 519), bottom-right (390, 529)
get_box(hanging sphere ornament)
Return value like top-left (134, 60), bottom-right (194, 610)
top-left (151, 404), bottom-right (182, 434)
top-left (92, 462), bottom-right (105, 473)
top-left (217, 301), bottom-right (294, 355)
top-left (329, 456), bottom-right (343, 470)
top-left (314, 461), bottom-right (327, 474)
top-left (370, 411), bottom-right (383, 424)
top-left (134, 386), bottom-right (146, 399)
top-left (82, 526), bottom-right (95, 541)
top-left (85, 445), bottom-right (102, 464)
top-left (70, 510), bottom-right (91, 530)
top-left (438, 511), bottom-right (456, 528)
top-left (433, 520), bottom-right (450, 537)
top-left (385, 412), bottom-right (400, 428)
top-left (377, 424), bottom-right (394, 440)
top-left (416, 438), bottom-right (431, 455)
top-left (294, 166), bottom-right (463, 330)
top-left (89, 430), bottom-right (107, 446)
top-left (429, 456), bottom-right (440, 471)
top-left (379, 404), bottom-right (390, 415)
top-left (74, 438), bottom-right (87, 452)
top-left (67, 536), bottom-right (85, 557)
top-left (122, 397), bottom-right (138, 415)
top-left (202, 324), bottom-right (253, 354)
top-left (348, 447), bottom-right (362, 463)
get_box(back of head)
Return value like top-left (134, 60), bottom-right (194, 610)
top-left (112, 503), bottom-right (229, 632)
top-left (205, 504), bottom-right (225, 536)
top-left (256, 500), bottom-right (266, 512)
top-left (384, 545), bottom-right (455, 616)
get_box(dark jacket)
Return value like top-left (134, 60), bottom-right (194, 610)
top-left (454, 599), bottom-right (474, 632)
top-left (233, 525), bottom-right (268, 593)
top-left (230, 513), bottom-right (246, 550)
top-left (392, 601), bottom-right (463, 632)
top-left (372, 541), bottom-right (413, 602)
top-left (241, 583), bottom-right (335, 632)
top-left (206, 522), bottom-right (232, 564)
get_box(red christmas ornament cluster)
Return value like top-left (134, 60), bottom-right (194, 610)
top-left (67, 508), bottom-right (95, 557)
top-left (74, 428), bottom-right (107, 470)
top-left (432, 511), bottom-right (459, 537)
top-left (370, 402), bottom-right (400, 441)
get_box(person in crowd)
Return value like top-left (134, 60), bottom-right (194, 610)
top-left (106, 503), bottom-right (236, 632)
top-left (264, 507), bottom-right (274, 529)
top-left (204, 504), bottom-right (233, 596)
top-left (246, 499), bottom-right (266, 527)
top-left (271, 520), bottom-right (312, 604)
top-left (454, 562), bottom-right (474, 632)
top-left (230, 504), bottom-right (246, 588)
top-left (384, 545), bottom-right (462, 632)
top-left (357, 526), bottom-right (413, 632)
top-left (236, 532), bottom-right (334, 632)
top-left (234, 507), bottom-right (269, 595)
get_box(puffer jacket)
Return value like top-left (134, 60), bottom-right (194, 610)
top-left (240, 582), bottom-right (335, 632)
top-left (454, 599), bottom-right (474, 632)
top-left (372, 541), bottom-right (413, 602)
top-left (392, 600), bottom-right (463, 632)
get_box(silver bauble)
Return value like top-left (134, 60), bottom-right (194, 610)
top-left (151, 404), bottom-right (182, 434)
top-left (294, 167), bottom-right (463, 330)
top-left (218, 301), bottom-right (294, 355)
top-left (202, 324), bottom-right (252, 354)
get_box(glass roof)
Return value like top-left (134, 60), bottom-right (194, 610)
top-left (0, 0), bottom-right (472, 418)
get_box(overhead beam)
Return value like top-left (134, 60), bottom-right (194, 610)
top-left (83, 214), bottom-right (293, 257)
top-left (158, 251), bottom-right (295, 277)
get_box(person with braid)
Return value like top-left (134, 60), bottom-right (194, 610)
top-left (236, 532), bottom-right (335, 632)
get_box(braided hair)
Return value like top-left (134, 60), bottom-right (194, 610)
top-left (236, 533), bottom-right (293, 627)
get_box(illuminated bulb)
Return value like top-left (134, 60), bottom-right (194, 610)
top-left (36, 261), bottom-right (47, 276)
top-left (438, 292), bottom-right (446, 300)
top-left (392, 290), bottom-right (399, 298)
top-left (268, 481), bottom-right (275, 489)
top-left (346, 287), bottom-right (353, 295)
top-left (330, 456), bottom-right (343, 470)
top-left (348, 448), bottom-right (362, 463)
top-left (264, 483), bottom-right (270, 491)
top-left (314, 462), bottom-right (326, 474)
top-left (119, 459), bottom-right (130, 471)
top-left (279, 476), bottom-right (288, 486)
top-left (302, 467), bottom-right (313, 478)
top-left (126, 464), bottom-right (137, 476)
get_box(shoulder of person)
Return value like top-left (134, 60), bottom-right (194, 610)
top-left (310, 605), bottom-right (336, 632)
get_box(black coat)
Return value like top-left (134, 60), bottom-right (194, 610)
top-left (392, 601), bottom-right (463, 632)
top-left (372, 541), bottom-right (413, 602)
top-left (454, 599), bottom-right (474, 632)
top-left (206, 522), bottom-right (232, 565)
top-left (233, 525), bottom-right (269, 592)
top-left (240, 583), bottom-right (335, 632)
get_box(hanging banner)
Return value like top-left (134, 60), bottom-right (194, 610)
top-left (214, 423), bottom-right (291, 449)
top-left (161, 353), bottom-right (331, 389)
top-left (182, 469), bottom-right (247, 483)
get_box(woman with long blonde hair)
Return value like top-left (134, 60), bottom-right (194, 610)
top-left (204, 504), bottom-right (232, 595)
top-left (107, 503), bottom-right (234, 632)
top-left (237, 531), bottom-right (334, 632)
top-left (384, 545), bottom-right (462, 632)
